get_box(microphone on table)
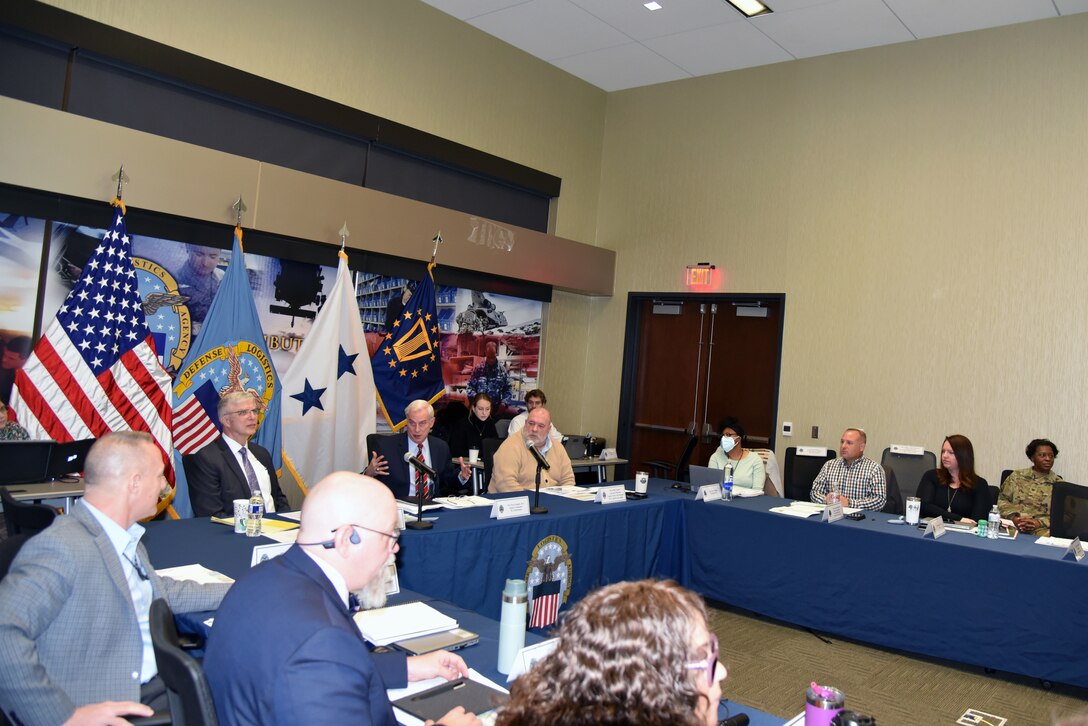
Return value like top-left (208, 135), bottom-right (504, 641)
top-left (403, 451), bottom-right (438, 480)
top-left (403, 452), bottom-right (436, 530)
top-left (720, 715), bottom-right (749, 726)
top-left (526, 440), bottom-right (551, 470)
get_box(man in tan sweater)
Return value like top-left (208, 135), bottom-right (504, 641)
top-left (490, 407), bottom-right (575, 492)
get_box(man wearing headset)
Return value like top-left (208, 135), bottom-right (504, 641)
top-left (204, 472), bottom-right (479, 726)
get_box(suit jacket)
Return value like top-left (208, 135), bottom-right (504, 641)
top-left (0, 502), bottom-right (229, 726)
top-left (370, 433), bottom-right (460, 500)
top-left (185, 436), bottom-right (289, 517)
top-left (204, 545), bottom-right (406, 726)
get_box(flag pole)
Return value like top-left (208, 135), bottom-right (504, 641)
top-left (233, 195), bottom-right (247, 252)
top-left (430, 232), bottom-right (443, 264)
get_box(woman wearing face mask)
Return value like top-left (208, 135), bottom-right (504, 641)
top-left (496, 579), bottom-right (727, 726)
top-left (447, 392), bottom-right (498, 459)
top-left (915, 434), bottom-right (991, 524)
top-left (707, 416), bottom-right (765, 492)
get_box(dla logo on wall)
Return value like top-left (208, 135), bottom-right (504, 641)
top-left (174, 340), bottom-right (276, 421)
top-left (134, 257), bottom-right (192, 374)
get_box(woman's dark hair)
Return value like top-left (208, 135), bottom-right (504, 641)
top-left (496, 580), bottom-right (712, 726)
top-left (469, 392), bottom-right (492, 408)
top-left (1025, 438), bottom-right (1059, 459)
top-left (937, 434), bottom-right (979, 490)
top-left (716, 416), bottom-right (745, 441)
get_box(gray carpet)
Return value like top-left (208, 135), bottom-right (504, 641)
top-left (707, 601), bottom-right (1088, 725)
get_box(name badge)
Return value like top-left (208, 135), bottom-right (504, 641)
top-left (1064, 537), bottom-right (1085, 562)
top-left (695, 484), bottom-right (723, 502)
top-left (599, 447), bottom-right (618, 460)
top-left (821, 501), bottom-right (844, 522)
top-left (384, 561), bottom-right (400, 595)
top-left (923, 518), bottom-right (947, 539)
top-left (251, 542), bottom-right (291, 567)
top-left (396, 508), bottom-right (407, 531)
top-left (595, 485), bottom-right (626, 505)
top-left (490, 496), bottom-right (531, 520)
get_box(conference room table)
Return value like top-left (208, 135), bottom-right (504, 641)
top-left (5, 480), bottom-right (85, 512)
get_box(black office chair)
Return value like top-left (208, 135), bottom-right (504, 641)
top-left (147, 599), bottom-right (219, 726)
top-left (0, 534), bottom-right (31, 582)
top-left (0, 487), bottom-right (58, 537)
top-left (879, 447), bottom-right (937, 502)
top-left (1000, 469), bottom-right (1013, 490)
top-left (782, 447), bottom-right (835, 501)
top-left (987, 485), bottom-right (999, 511)
top-left (881, 465), bottom-right (904, 515)
top-left (479, 437), bottom-right (503, 493)
top-left (1050, 482), bottom-right (1088, 540)
top-left (641, 435), bottom-right (698, 483)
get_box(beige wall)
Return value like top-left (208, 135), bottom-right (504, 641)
top-left (587, 14), bottom-right (1088, 484)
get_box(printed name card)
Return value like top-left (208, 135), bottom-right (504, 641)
top-left (821, 501), bottom-right (844, 523)
top-left (695, 484), bottom-right (723, 502)
top-left (490, 496), bottom-right (531, 520)
top-left (890, 444), bottom-right (925, 456)
top-left (1064, 537), bottom-right (1085, 562)
top-left (250, 542), bottom-right (292, 567)
top-left (796, 446), bottom-right (829, 457)
top-left (599, 447), bottom-right (618, 460)
top-left (595, 486), bottom-right (627, 505)
top-left (923, 518), bottom-right (947, 539)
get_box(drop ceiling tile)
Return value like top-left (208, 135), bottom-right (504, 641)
top-left (568, 0), bottom-right (743, 41)
top-left (885, 0), bottom-right (1056, 39)
top-left (753, 0), bottom-right (914, 58)
top-left (1055, 0), bottom-right (1088, 13)
top-left (550, 41), bottom-right (691, 91)
top-left (469, 0), bottom-right (632, 61)
top-left (419, 0), bottom-right (530, 19)
top-left (646, 21), bottom-right (795, 76)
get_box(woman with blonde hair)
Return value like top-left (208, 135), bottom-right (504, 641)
top-left (496, 579), bottom-right (726, 726)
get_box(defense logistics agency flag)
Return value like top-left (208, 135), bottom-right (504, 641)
top-left (11, 202), bottom-right (176, 503)
top-left (372, 262), bottom-right (445, 429)
top-left (281, 250), bottom-right (376, 490)
top-left (173, 227), bottom-right (282, 471)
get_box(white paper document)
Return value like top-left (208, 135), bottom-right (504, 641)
top-left (261, 529), bottom-right (299, 545)
top-left (396, 500), bottom-right (443, 513)
top-left (156, 564), bottom-right (234, 585)
top-left (354, 601), bottom-right (457, 646)
top-left (541, 485), bottom-right (598, 501)
top-left (276, 510), bottom-right (302, 521)
top-left (1036, 536), bottom-right (1074, 548)
top-left (434, 495), bottom-right (493, 509)
top-left (390, 668), bottom-right (508, 726)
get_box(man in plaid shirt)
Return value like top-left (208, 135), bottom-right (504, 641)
top-left (810, 428), bottom-right (887, 511)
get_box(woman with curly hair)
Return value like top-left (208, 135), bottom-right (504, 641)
top-left (495, 579), bottom-right (725, 726)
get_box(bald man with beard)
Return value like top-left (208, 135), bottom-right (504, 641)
top-left (204, 473), bottom-right (480, 726)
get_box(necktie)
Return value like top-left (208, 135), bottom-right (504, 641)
top-left (239, 447), bottom-right (260, 495)
top-left (416, 442), bottom-right (430, 500)
top-left (348, 593), bottom-right (361, 613)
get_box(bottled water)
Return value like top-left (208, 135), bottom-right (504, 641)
top-left (722, 464), bottom-right (734, 502)
top-left (246, 489), bottom-right (264, 537)
top-left (987, 505), bottom-right (1001, 540)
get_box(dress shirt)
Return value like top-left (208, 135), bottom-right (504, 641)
top-left (224, 437), bottom-right (276, 513)
top-left (810, 456), bottom-right (887, 511)
top-left (83, 501), bottom-right (156, 683)
top-left (406, 438), bottom-right (432, 497)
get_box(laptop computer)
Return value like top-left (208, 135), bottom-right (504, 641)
top-left (688, 464), bottom-right (725, 488)
top-left (46, 437), bottom-right (96, 479)
top-left (0, 440), bottom-right (55, 485)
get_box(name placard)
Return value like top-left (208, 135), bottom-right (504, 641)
top-left (890, 443), bottom-right (925, 456)
top-left (1064, 537), bottom-right (1085, 562)
top-left (821, 501), bottom-right (844, 523)
top-left (796, 446), bottom-right (829, 457)
top-left (599, 447), bottom-right (618, 461)
top-left (250, 542), bottom-right (291, 567)
top-left (923, 518), bottom-right (947, 539)
top-left (490, 496), bottom-right (531, 520)
top-left (595, 485), bottom-right (626, 505)
top-left (696, 484), bottom-right (723, 502)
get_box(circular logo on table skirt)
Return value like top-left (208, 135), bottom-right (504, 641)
top-left (524, 535), bottom-right (573, 626)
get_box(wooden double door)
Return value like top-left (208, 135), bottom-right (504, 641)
top-left (616, 293), bottom-right (784, 479)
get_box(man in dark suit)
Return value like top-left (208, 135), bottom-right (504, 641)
top-left (364, 400), bottom-right (471, 501)
top-left (203, 472), bottom-right (479, 726)
top-left (185, 391), bottom-right (290, 517)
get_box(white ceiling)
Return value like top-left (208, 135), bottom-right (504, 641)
top-left (420, 0), bottom-right (1088, 91)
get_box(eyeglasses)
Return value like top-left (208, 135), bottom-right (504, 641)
top-left (339, 523), bottom-right (400, 545)
top-left (685, 633), bottom-right (723, 686)
top-left (224, 407), bottom-right (260, 417)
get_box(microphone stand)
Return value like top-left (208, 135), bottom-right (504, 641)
top-left (531, 462), bottom-right (548, 514)
top-left (405, 458), bottom-right (434, 530)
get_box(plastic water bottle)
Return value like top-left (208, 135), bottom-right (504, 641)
top-left (497, 579), bottom-right (527, 674)
top-left (246, 489), bottom-right (264, 537)
top-left (722, 464), bottom-right (734, 502)
top-left (987, 505), bottom-right (1000, 540)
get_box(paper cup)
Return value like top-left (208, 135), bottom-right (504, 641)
top-left (468, 448), bottom-right (480, 464)
top-left (635, 471), bottom-right (649, 494)
top-left (905, 497), bottom-right (921, 525)
top-left (233, 499), bottom-right (249, 534)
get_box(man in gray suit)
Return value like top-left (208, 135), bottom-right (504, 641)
top-left (0, 432), bottom-right (230, 726)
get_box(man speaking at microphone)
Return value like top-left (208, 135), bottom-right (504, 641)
top-left (364, 400), bottom-right (471, 501)
top-left (491, 407), bottom-right (575, 493)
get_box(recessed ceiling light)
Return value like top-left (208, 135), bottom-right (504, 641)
top-left (644, 1), bottom-right (663, 9)
top-left (725, 0), bottom-right (772, 18)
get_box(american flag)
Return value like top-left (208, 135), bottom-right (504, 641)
top-left (528, 579), bottom-right (561, 629)
top-left (11, 203), bottom-right (175, 491)
top-left (172, 379), bottom-right (220, 455)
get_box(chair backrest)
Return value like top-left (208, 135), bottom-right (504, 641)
top-left (750, 448), bottom-right (783, 497)
top-left (1050, 482), bottom-right (1088, 539)
top-left (881, 465), bottom-right (904, 515)
top-left (0, 533), bottom-right (31, 582)
top-left (782, 447), bottom-right (835, 501)
top-left (0, 487), bottom-right (58, 537)
top-left (1000, 469), bottom-right (1013, 490)
top-left (987, 485), bottom-right (998, 511)
top-left (879, 447), bottom-right (937, 501)
top-left (149, 598), bottom-right (219, 726)
top-left (480, 438), bottom-right (503, 493)
top-left (676, 435), bottom-right (698, 483)
top-left (495, 419), bottom-right (511, 439)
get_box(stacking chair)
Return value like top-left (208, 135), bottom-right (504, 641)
top-left (495, 419), bottom-right (511, 439)
top-left (147, 599), bottom-right (219, 726)
top-left (0, 487), bottom-right (58, 537)
top-left (641, 435), bottom-right (698, 483)
top-left (782, 447), bottom-right (835, 501)
top-left (879, 447), bottom-right (937, 501)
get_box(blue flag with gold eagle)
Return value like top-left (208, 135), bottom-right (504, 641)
top-left (372, 263), bottom-right (445, 429)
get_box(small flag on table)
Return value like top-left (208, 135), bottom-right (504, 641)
top-left (528, 579), bottom-right (562, 629)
